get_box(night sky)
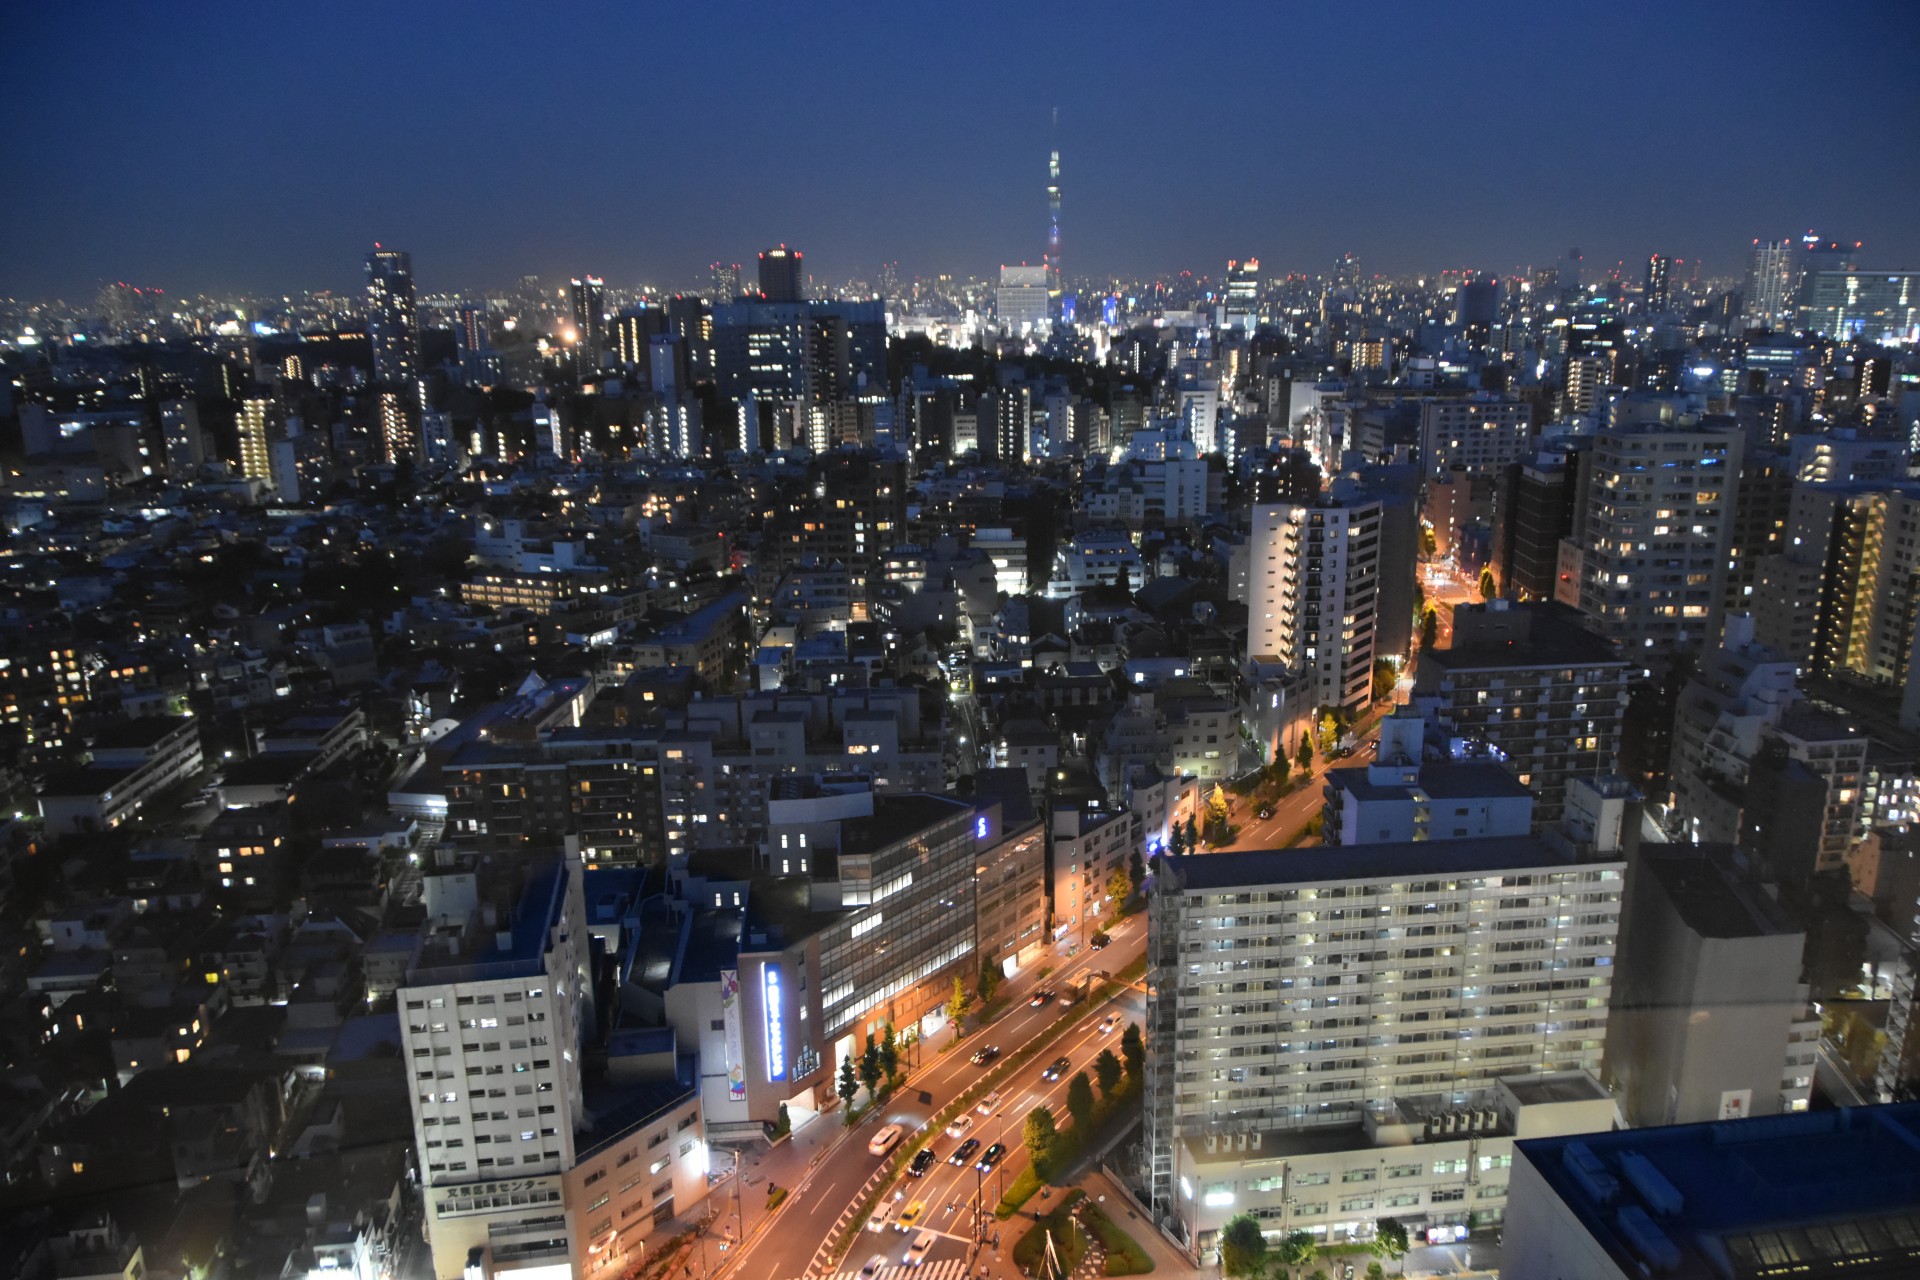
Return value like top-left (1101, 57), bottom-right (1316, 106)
top-left (5, 0), bottom-right (1918, 300)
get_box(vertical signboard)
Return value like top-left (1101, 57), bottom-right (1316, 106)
top-left (763, 963), bottom-right (787, 1082)
top-left (720, 969), bottom-right (746, 1101)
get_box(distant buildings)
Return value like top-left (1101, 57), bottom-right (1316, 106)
top-left (366, 246), bottom-right (419, 384)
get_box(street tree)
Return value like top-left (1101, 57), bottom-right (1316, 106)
top-left (1022, 1105), bottom-right (1058, 1173)
top-left (978, 959), bottom-right (1000, 1005)
top-left (1121, 1022), bottom-right (1145, 1079)
top-left (1106, 863), bottom-right (1133, 910)
top-left (1372, 1217), bottom-right (1410, 1271)
top-left (879, 1023), bottom-right (900, 1080)
top-left (1066, 1071), bottom-right (1095, 1130)
top-left (858, 1033), bottom-right (883, 1098)
top-left (1480, 566), bottom-right (1497, 600)
top-left (1420, 606), bottom-right (1439, 649)
top-left (946, 974), bottom-right (972, 1035)
top-left (837, 1054), bottom-right (858, 1119)
top-left (1296, 732), bottom-right (1313, 771)
top-left (1094, 1047), bottom-right (1122, 1098)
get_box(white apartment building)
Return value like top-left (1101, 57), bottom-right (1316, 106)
top-left (1418, 397), bottom-right (1532, 480)
top-left (1248, 493), bottom-right (1382, 712)
top-left (37, 715), bottom-right (204, 836)
top-left (1143, 836), bottom-right (1624, 1227)
top-left (401, 858), bottom-right (594, 1280)
top-left (1666, 612), bottom-right (1799, 842)
top-left (1045, 530), bottom-right (1147, 599)
top-left (1576, 422), bottom-right (1743, 653)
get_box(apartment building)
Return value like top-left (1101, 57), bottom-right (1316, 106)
top-left (1049, 801), bottom-right (1137, 948)
top-left (37, 715), bottom-right (204, 835)
top-left (1322, 711), bottom-right (1534, 846)
top-left (400, 857), bottom-right (594, 1279)
top-left (1418, 397), bottom-right (1532, 480)
top-left (1412, 602), bottom-right (1629, 827)
top-left (1248, 488), bottom-right (1382, 713)
top-left (1144, 836), bottom-right (1624, 1225)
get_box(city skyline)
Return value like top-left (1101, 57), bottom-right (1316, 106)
top-left (4, 1), bottom-right (1919, 299)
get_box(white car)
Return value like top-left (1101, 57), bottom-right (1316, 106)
top-left (945, 1113), bottom-right (974, 1139)
top-left (868, 1123), bottom-right (904, 1157)
top-left (976, 1090), bottom-right (1002, 1116)
top-left (859, 1254), bottom-right (890, 1278)
top-left (905, 1230), bottom-right (937, 1267)
top-left (867, 1200), bottom-right (895, 1232)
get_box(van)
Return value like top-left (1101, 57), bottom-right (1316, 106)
top-left (905, 1229), bottom-right (937, 1267)
top-left (868, 1123), bottom-right (904, 1157)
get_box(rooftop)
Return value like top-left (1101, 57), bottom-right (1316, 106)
top-left (1326, 761), bottom-right (1533, 803)
top-left (1641, 844), bottom-right (1801, 940)
top-left (1515, 1103), bottom-right (1920, 1279)
top-left (1162, 834), bottom-right (1601, 892)
top-left (840, 793), bottom-right (971, 859)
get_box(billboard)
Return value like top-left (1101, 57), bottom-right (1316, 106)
top-left (720, 969), bottom-right (746, 1101)
top-left (764, 963), bottom-right (787, 1083)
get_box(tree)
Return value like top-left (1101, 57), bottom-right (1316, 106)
top-left (1279, 1230), bottom-right (1319, 1268)
top-left (978, 959), bottom-right (1001, 1006)
top-left (1420, 606), bottom-right (1439, 649)
top-left (1420, 524), bottom-right (1438, 557)
top-left (946, 974), bottom-right (972, 1035)
top-left (1295, 732), bottom-right (1313, 771)
top-left (1479, 565), bottom-right (1497, 600)
top-left (1183, 814), bottom-right (1199, 853)
top-left (1372, 1217), bottom-right (1410, 1271)
top-left (1022, 1105), bottom-right (1058, 1173)
top-left (1121, 1022), bottom-right (1145, 1079)
top-left (774, 1102), bottom-right (791, 1137)
top-left (1318, 710), bottom-right (1342, 757)
top-left (879, 1023), bottom-right (899, 1081)
top-left (1167, 820), bottom-right (1188, 856)
top-left (1094, 1047), bottom-right (1123, 1098)
top-left (1218, 1214), bottom-right (1267, 1277)
top-left (837, 1053), bottom-right (858, 1119)
top-left (1066, 1071), bottom-right (1095, 1130)
top-left (1106, 863), bottom-right (1133, 910)
top-left (1367, 1265), bottom-right (1388, 1280)
top-left (1372, 657), bottom-right (1397, 704)
top-left (859, 1033), bottom-right (883, 1098)
top-left (1128, 847), bottom-right (1145, 889)
top-left (1205, 783), bottom-right (1230, 839)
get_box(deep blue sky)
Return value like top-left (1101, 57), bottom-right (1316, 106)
top-left (4, 1), bottom-right (1918, 299)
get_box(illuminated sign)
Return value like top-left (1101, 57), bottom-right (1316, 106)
top-left (763, 965), bottom-right (786, 1082)
top-left (975, 815), bottom-right (990, 841)
top-left (720, 970), bottom-right (746, 1101)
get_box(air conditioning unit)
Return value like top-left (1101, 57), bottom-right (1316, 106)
top-left (1205, 1135), bottom-right (1218, 1153)
top-left (1250, 1132), bottom-right (1262, 1149)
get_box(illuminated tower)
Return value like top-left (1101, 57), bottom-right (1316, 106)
top-left (569, 275), bottom-right (606, 373)
top-left (1046, 111), bottom-right (1063, 315)
top-left (1645, 254), bottom-right (1672, 311)
top-left (365, 246), bottom-right (418, 384)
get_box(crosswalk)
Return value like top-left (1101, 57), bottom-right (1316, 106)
top-left (819, 1259), bottom-right (974, 1280)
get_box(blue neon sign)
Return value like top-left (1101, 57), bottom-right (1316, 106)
top-left (763, 964), bottom-right (786, 1082)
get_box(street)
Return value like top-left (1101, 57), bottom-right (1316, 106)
top-left (718, 912), bottom-right (1150, 1280)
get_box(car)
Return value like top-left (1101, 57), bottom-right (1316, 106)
top-left (1029, 990), bottom-right (1055, 1008)
top-left (1098, 1013), bottom-right (1120, 1035)
top-left (905, 1229), bottom-right (937, 1267)
top-left (1041, 1055), bottom-right (1071, 1081)
top-left (946, 1114), bottom-right (974, 1139)
top-left (1257, 804), bottom-right (1274, 820)
top-left (868, 1124), bottom-right (904, 1157)
top-left (859, 1254), bottom-right (891, 1279)
top-left (1089, 931), bottom-right (1109, 950)
top-left (976, 1142), bottom-right (1008, 1171)
top-left (897, 1200), bottom-right (927, 1231)
top-left (976, 1090), bottom-right (1003, 1116)
top-left (867, 1201), bottom-right (895, 1232)
top-left (950, 1137), bottom-right (981, 1166)
top-left (969, 1044), bottom-right (1000, 1066)
top-left (908, 1148), bottom-right (938, 1177)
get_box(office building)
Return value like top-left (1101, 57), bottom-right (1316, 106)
top-left (756, 245), bottom-right (803, 302)
top-left (997, 264), bottom-right (1051, 333)
top-left (1575, 422), bottom-right (1743, 653)
top-left (1224, 257), bottom-right (1259, 326)
top-left (569, 275), bottom-right (606, 373)
top-left (1604, 840), bottom-right (1817, 1129)
top-left (1144, 836), bottom-right (1624, 1225)
top-left (366, 246), bottom-right (419, 384)
top-left (711, 299), bottom-right (885, 405)
top-left (1500, 444), bottom-right (1585, 603)
top-left (160, 398), bottom-right (205, 478)
top-left (977, 384), bottom-right (1030, 464)
top-left (1564, 353), bottom-right (1613, 418)
top-left (710, 261), bottom-right (741, 300)
top-left (455, 304), bottom-right (490, 356)
top-left (970, 772), bottom-right (1049, 977)
top-left (1248, 486), bottom-right (1382, 713)
top-left (1413, 602), bottom-right (1630, 827)
top-left (1799, 269), bottom-right (1920, 343)
top-left (1504, 1103), bottom-right (1920, 1280)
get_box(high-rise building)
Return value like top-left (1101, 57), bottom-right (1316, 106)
top-left (1644, 253), bottom-right (1672, 311)
top-left (1742, 238), bottom-right (1798, 331)
top-left (568, 275), bottom-right (606, 373)
top-left (1413, 601), bottom-right (1630, 827)
top-left (1665, 613), bottom-right (1799, 844)
top-left (1564, 352), bottom-right (1614, 417)
top-left (1418, 396), bottom-right (1532, 480)
top-left (365, 246), bottom-right (419, 384)
top-left (1605, 840), bottom-right (1817, 1128)
top-left (1143, 836), bottom-right (1624, 1225)
top-left (977, 384), bottom-right (1031, 464)
top-left (1046, 132), bottom-right (1062, 311)
top-left (378, 388), bottom-right (417, 464)
top-left (1247, 486), bottom-right (1382, 713)
top-left (711, 299), bottom-right (884, 405)
top-left (614, 305), bottom-right (666, 369)
top-left (401, 856), bottom-right (593, 1279)
top-left (454, 304), bottom-right (490, 356)
top-left (236, 391), bottom-right (280, 482)
top-left (1500, 442), bottom-right (1586, 603)
top-left (757, 245), bottom-right (803, 302)
top-left (1224, 258), bottom-right (1259, 321)
top-left (160, 398), bottom-right (205, 478)
top-left (1799, 269), bottom-right (1920, 342)
top-left (1793, 232), bottom-right (1860, 310)
top-left (1575, 421), bottom-right (1743, 653)
top-left (710, 260), bottom-right (741, 300)
top-left (997, 264), bottom-right (1051, 333)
